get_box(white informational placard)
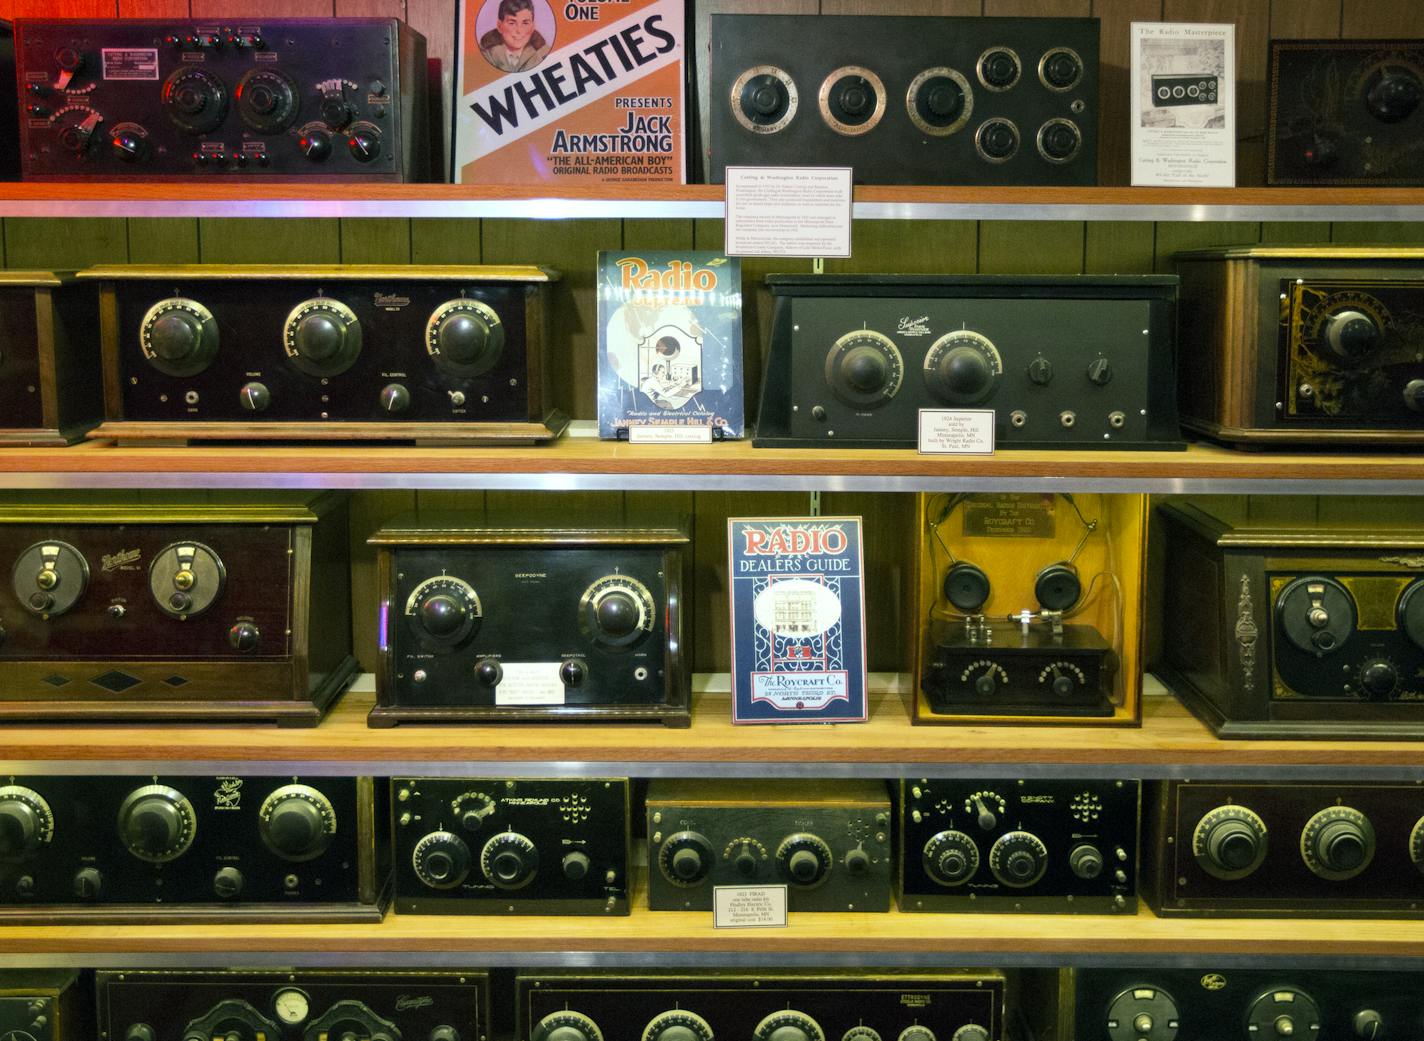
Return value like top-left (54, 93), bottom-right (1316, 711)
top-left (1130, 22), bottom-right (1236, 187)
top-left (724, 167), bottom-right (853, 258)
top-left (627, 425), bottom-right (715, 445)
top-left (712, 885), bottom-right (789, 928)
top-left (493, 662), bottom-right (565, 706)
top-left (917, 409), bottom-right (996, 455)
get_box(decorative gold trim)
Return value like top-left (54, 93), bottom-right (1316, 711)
top-left (78, 264), bottom-right (559, 282)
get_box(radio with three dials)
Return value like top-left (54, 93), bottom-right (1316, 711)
top-left (0, 775), bottom-right (389, 922)
top-left (86, 266), bottom-right (565, 445)
top-left (371, 515), bottom-right (689, 727)
top-left (645, 779), bottom-right (891, 912)
top-left (391, 777), bottom-right (630, 916)
top-left (15, 19), bottom-right (428, 181)
top-left (0, 494), bottom-right (354, 725)
top-left (708, 15), bottom-right (1098, 185)
top-left (1176, 247), bottom-right (1424, 445)
top-left (898, 778), bottom-right (1139, 915)
top-left (1146, 780), bottom-right (1424, 919)
top-left (754, 275), bottom-right (1181, 450)
top-left (1157, 498), bottom-right (1424, 739)
top-left (98, 970), bottom-right (489, 1041)
top-left (518, 971), bottom-right (1007, 1041)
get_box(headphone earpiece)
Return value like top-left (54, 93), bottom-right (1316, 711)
top-left (943, 562), bottom-right (991, 613)
top-left (1033, 561), bottom-right (1082, 613)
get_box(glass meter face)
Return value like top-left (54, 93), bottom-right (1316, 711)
top-left (273, 989), bottom-right (310, 1025)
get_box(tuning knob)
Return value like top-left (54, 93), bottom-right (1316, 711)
top-left (1323, 309), bottom-right (1383, 362)
top-left (1404, 379), bottom-right (1424, 412)
top-left (149, 542), bottom-right (226, 619)
top-left (259, 784), bottom-right (336, 862)
top-left (1069, 843), bottom-right (1104, 880)
top-left (412, 830), bottom-right (471, 889)
top-left (228, 621), bottom-right (260, 652)
top-left (754, 1011), bottom-right (825, 1041)
top-left (1245, 988), bottom-right (1320, 1041)
top-left (1037, 118), bottom-right (1082, 163)
top-left (1352, 1009), bottom-right (1383, 1039)
top-left (1301, 805), bottom-right (1375, 880)
top-left (481, 831), bottom-right (538, 889)
top-left (181, 1000), bottom-right (278, 1041)
top-left (976, 118), bottom-right (1020, 161)
top-left (405, 576), bottom-right (481, 649)
top-left (560, 659), bottom-right (588, 688)
top-left (642, 1011), bottom-right (713, 1041)
top-left (117, 785), bottom-right (196, 862)
top-left (825, 330), bottom-right (903, 408)
top-left (1277, 576), bottom-right (1356, 656)
top-left (213, 866), bottom-right (244, 898)
top-left (924, 331), bottom-right (1002, 405)
top-left (380, 383), bottom-right (411, 414)
top-left (284, 299), bottom-right (362, 377)
top-left (561, 850), bottom-right (590, 880)
top-left (897, 1029), bottom-right (934, 1041)
top-left (303, 1000), bottom-right (400, 1041)
top-left (161, 68), bottom-right (227, 133)
top-left (989, 831), bottom-right (1048, 887)
top-left (109, 129), bottom-right (148, 163)
top-left (426, 299), bottom-right (505, 376)
top-left (533, 1011), bottom-right (602, 1041)
top-left (1359, 659), bottom-right (1400, 699)
top-left (0, 786), bottom-right (53, 860)
top-left (922, 829), bottom-right (979, 886)
top-left (1086, 357), bottom-right (1114, 386)
top-left (235, 68), bottom-right (297, 133)
top-left (140, 298), bottom-right (219, 376)
top-left (978, 48), bottom-right (1020, 90)
top-left (950, 1029), bottom-right (988, 1041)
top-left (1039, 47), bottom-right (1084, 91)
top-left (347, 125), bottom-right (382, 162)
top-left (658, 831), bottom-right (713, 886)
top-left (580, 575), bottom-right (654, 648)
top-left (320, 92), bottom-right (355, 130)
top-left (1366, 67), bottom-right (1423, 122)
top-left (238, 382), bottom-right (270, 412)
top-left (298, 130), bottom-right (332, 162)
top-left (1192, 804), bottom-right (1268, 880)
top-left (776, 833), bottom-right (833, 887)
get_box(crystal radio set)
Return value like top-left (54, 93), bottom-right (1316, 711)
top-left (912, 493), bottom-right (1147, 727)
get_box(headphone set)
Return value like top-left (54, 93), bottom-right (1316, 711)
top-left (927, 493), bottom-right (1100, 635)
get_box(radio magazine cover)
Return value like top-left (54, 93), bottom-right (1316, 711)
top-left (452, 0), bottom-right (686, 184)
top-left (728, 517), bottom-right (868, 725)
top-left (597, 251), bottom-right (743, 438)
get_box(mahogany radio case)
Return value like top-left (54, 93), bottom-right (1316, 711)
top-left (84, 265), bottom-right (566, 445)
top-left (370, 513), bottom-right (690, 727)
top-left (1176, 246), bottom-right (1424, 445)
top-left (0, 272), bottom-right (102, 446)
top-left (0, 971), bottom-right (89, 1041)
top-left (0, 493), bottom-right (355, 726)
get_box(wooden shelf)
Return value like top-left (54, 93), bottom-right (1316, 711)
top-left (4, 679), bottom-right (1422, 778)
top-left (5, 182), bottom-right (1424, 221)
top-left (1, 899), bottom-right (1421, 967)
top-left (3, 433), bottom-right (1423, 493)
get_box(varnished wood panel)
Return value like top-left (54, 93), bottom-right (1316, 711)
top-left (3, 219), bottom-right (128, 269)
top-left (1269, 0), bottom-right (1341, 37)
top-left (1340, 0), bottom-right (1424, 37)
top-left (1094, 0), bottom-right (1164, 188)
top-left (339, 219), bottom-right (413, 264)
top-left (197, 219), bottom-right (343, 263)
top-left (1085, 221), bottom-right (1155, 273)
top-left (978, 221), bottom-right (1086, 273)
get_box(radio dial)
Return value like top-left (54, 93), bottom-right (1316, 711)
top-left (427, 299), bottom-right (504, 376)
top-left (1105, 986), bottom-right (1178, 1041)
top-left (284, 299), bottom-right (362, 377)
top-left (776, 833), bottom-right (833, 887)
top-left (951, 1030), bottom-right (988, 1041)
top-left (1404, 379), bottom-right (1424, 412)
top-left (924, 331), bottom-right (1002, 405)
top-left (141, 298), bottom-right (218, 376)
top-left (1277, 576), bottom-right (1356, 656)
top-left (1193, 804), bottom-right (1268, 879)
top-left (533, 1011), bottom-right (602, 1041)
top-left (1365, 67), bottom-right (1423, 123)
top-left (988, 830), bottom-right (1048, 887)
top-left (1037, 118), bottom-right (1082, 163)
top-left (12, 540), bottom-right (89, 617)
top-left (109, 128), bottom-right (148, 162)
top-left (180, 999), bottom-right (279, 1041)
top-left (1039, 47), bottom-right (1084, 91)
top-left (1323, 309), bottom-right (1383, 361)
top-left (1301, 805), bottom-right (1375, 880)
top-left (298, 130), bottom-right (332, 162)
top-left (150, 542), bottom-right (225, 618)
top-left (347, 124), bottom-right (382, 162)
top-left (1245, 988), bottom-right (1320, 1041)
top-left (259, 784), bottom-right (336, 861)
top-left (733, 67), bottom-right (798, 134)
top-left (754, 1011), bottom-right (825, 1041)
top-left (0, 786), bottom-right (53, 859)
top-left (406, 576), bottom-right (481, 649)
top-left (907, 68), bottom-right (971, 137)
top-left (412, 830), bottom-right (471, 889)
top-left (481, 831), bottom-right (538, 888)
top-left (825, 330), bottom-right (903, 408)
top-left (118, 784), bottom-right (196, 862)
top-left (161, 68), bottom-right (227, 133)
top-left (898, 1028), bottom-right (934, 1041)
top-left (657, 831), bottom-right (713, 886)
top-left (580, 575), bottom-right (655, 649)
top-left (303, 1000), bottom-right (400, 1041)
top-left (235, 69), bottom-right (297, 133)
top-left (320, 91), bottom-right (355, 130)
top-left (978, 48), bottom-right (1021, 90)
top-left (922, 829), bottom-right (979, 886)
top-left (642, 1011), bottom-right (713, 1041)
top-left (842, 1029), bottom-right (880, 1041)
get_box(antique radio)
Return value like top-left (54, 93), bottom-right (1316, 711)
top-left (912, 493), bottom-right (1147, 726)
top-left (0, 494), bottom-right (355, 726)
top-left (98, 971), bottom-right (488, 1041)
top-left (1175, 246), bottom-right (1424, 445)
top-left (708, 15), bottom-right (1098, 185)
top-left (518, 971), bottom-right (1007, 1041)
top-left (753, 275), bottom-right (1181, 450)
top-left (898, 778), bottom-right (1139, 914)
top-left (1151, 74), bottom-right (1219, 107)
top-left (16, 19), bottom-right (428, 181)
top-left (1071, 965), bottom-right (1424, 1041)
top-left (645, 779), bottom-right (891, 912)
top-left (0, 775), bottom-right (390, 922)
top-left (85, 265), bottom-right (565, 445)
top-left (1146, 779), bottom-right (1424, 919)
top-left (1157, 498), bottom-right (1424, 739)
top-left (0, 972), bottom-right (89, 1041)
top-left (391, 777), bottom-right (630, 916)
top-left (1268, 39), bottom-right (1424, 186)
top-left (370, 514), bottom-right (689, 727)
top-left (0, 273), bottom-right (102, 446)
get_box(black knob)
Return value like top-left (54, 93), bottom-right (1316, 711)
top-left (1366, 69), bottom-right (1423, 123)
top-left (842, 346), bottom-right (889, 393)
top-left (595, 590), bottom-right (639, 638)
top-left (1313, 818), bottom-right (1371, 873)
top-left (0, 800), bottom-right (40, 858)
top-left (980, 50), bottom-right (1018, 88)
top-left (483, 833), bottom-right (538, 888)
top-left (973, 671), bottom-right (997, 696)
top-left (1051, 673), bottom-right (1077, 697)
top-left (110, 131), bottom-right (147, 162)
top-left (1027, 356), bottom-right (1053, 385)
top-left (475, 658), bottom-right (503, 687)
top-left (925, 80), bottom-right (962, 118)
top-left (437, 313), bottom-right (489, 364)
top-left (73, 866), bottom-right (103, 899)
top-left (1086, 357), bottom-right (1113, 386)
top-left (347, 130), bottom-right (381, 162)
top-left (733, 846), bottom-right (759, 877)
top-left (1005, 851), bottom-right (1037, 880)
top-left (420, 595), bottom-right (466, 638)
top-left (979, 119), bottom-right (1018, 159)
top-left (751, 84), bottom-right (781, 115)
top-left (295, 314), bottom-right (342, 361)
top-left (150, 312), bottom-right (202, 362)
top-left (299, 130), bottom-right (332, 162)
top-left (937, 346), bottom-right (993, 398)
top-left (119, 790), bottom-right (192, 861)
top-left (127, 1025), bottom-right (156, 1041)
top-left (1361, 659), bottom-right (1399, 698)
top-left (213, 866), bottom-right (244, 898)
top-left (413, 832), bottom-right (471, 889)
top-left (938, 848), bottom-right (971, 881)
top-left (429, 1028), bottom-right (460, 1041)
top-left (951, 1028), bottom-right (989, 1041)
top-left (1325, 310), bottom-right (1382, 361)
top-left (1042, 49), bottom-right (1082, 89)
top-left (1040, 121), bottom-right (1080, 160)
top-left (1353, 1009), bottom-right (1384, 1039)
top-left (1214, 821), bottom-right (1261, 871)
top-left (671, 846), bottom-right (706, 881)
top-left (54, 47), bottom-right (83, 71)
top-left (1069, 843), bottom-right (1104, 879)
top-left (845, 847), bottom-right (870, 876)
top-left (1404, 379), bottom-right (1424, 412)
top-left (560, 659), bottom-right (587, 688)
top-left (230, 382), bottom-right (267, 413)
top-left (263, 799), bottom-right (326, 859)
top-left (228, 621), bottom-right (260, 652)
top-left (320, 95), bottom-right (354, 129)
top-left (562, 851), bottom-right (590, 880)
top-left (380, 383), bottom-right (411, 414)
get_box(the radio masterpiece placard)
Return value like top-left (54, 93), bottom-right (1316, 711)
top-left (728, 517), bottom-right (867, 725)
top-left (453, 0), bottom-right (686, 184)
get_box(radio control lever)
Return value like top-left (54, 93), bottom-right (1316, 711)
top-left (1353, 1009), bottom-right (1384, 1039)
top-left (298, 130), bottom-right (332, 162)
